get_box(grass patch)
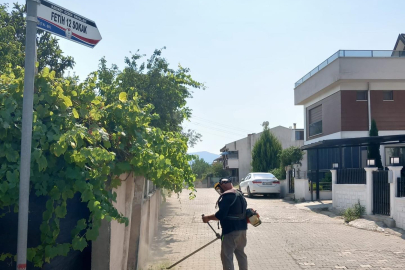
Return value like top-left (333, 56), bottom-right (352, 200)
top-left (343, 200), bottom-right (365, 223)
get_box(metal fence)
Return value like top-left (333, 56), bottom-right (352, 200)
top-left (336, 168), bottom-right (366, 184)
top-left (397, 177), bottom-right (405, 197)
top-left (308, 182), bottom-right (332, 191)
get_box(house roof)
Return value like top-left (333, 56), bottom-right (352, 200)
top-left (302, 134), bottom-right (405, 150)
top-left (393, 34), bottom-right (405, 50)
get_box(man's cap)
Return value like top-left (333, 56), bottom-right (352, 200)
top-left (219, 178), bottom-right (230, 184)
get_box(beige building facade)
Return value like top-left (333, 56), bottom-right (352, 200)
top-left (220, 125), bottom-right (305, 181)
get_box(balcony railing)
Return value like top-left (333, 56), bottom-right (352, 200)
top-left (295, 50), bottom-right (405, 88)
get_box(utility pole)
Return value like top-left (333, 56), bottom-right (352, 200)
top-left (16, 0), bottom-right (38, 269)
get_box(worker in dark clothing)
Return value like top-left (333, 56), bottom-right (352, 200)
top-left (202, 178), bottom-right (248, 270)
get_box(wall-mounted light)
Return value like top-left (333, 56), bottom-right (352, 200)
top-left (367, 159), bottom-right (375, 167)
top-left (332, 163), bottom-right (339, 169)
top-left (390, 157), bottom-right (400, 166)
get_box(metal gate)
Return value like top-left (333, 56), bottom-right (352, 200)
top-left (372, 171), bottom-right (390, 216)
top-left (288, 170), bottom-right (294, 193)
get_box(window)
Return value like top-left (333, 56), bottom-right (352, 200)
top-left (356, 91), bottom-right (368, 101)
top-left (383, 91), bottom-right (393, 101)
top-left (295, 130), bottom-right (304, 140)
top-left (309, 105), bottom-right (322, 137)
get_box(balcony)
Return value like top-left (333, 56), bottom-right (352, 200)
top-left (294, 50), bottom-right (405, 105)
top-left (225, 158), bottom-right (239, 169)
top-left (295, 50), bottom-right (405, 88)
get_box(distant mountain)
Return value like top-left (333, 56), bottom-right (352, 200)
top-left (189, 151), bottom-right (220, 164)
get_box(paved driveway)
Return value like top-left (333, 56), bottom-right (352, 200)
top-left (148, 188), bottom-right (405, 270)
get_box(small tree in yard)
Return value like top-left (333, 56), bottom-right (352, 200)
top-left (191, 157), bottom-right (211, 180)
top-left (274, 146), bottom-right (304, 179)
top-left (251, 122), bottom-right (282, 172)
top-left (210, 162), bottom-right (229, 178)
top-left (368, 119), bottom-right (383, 168)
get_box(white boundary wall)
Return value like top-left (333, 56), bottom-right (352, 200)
top-left (332, 184), bottom-right (366, 210)
top-left (393, 198), bottom-right (405, 230)
top-left (294, 178), bottom-right (332, 201)
top-left (295, 179), bottom-right (310, 201)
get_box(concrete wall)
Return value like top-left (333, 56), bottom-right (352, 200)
top-left (332, 184), bottom-right (366, 210)
top-left (293, 178), bottom-right (331, 201)
top-left (393, 198), bottom-right (405, 230)
top-left (92, 175), bottom-right (161, 270)
top-left (136, 190), bottom-right (161, 269)
top-left (110, 173), bottom-right (135, 270)
top-left (294, 179), bottom-right (311, 201)
top-left (319, 191), bottom-right (332, 200)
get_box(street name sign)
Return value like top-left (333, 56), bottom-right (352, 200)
top-left (37, 0), bottom-right (102, 48)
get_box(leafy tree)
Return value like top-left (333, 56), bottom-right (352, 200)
top-left (277, 146), bottom-right (304, 179)
top-left (182, 129), bottom-right (202, 148)
top-left (269, 167), bottom-right (283, 179)
top-left (280, 146), bottom-right (303, 168)
top-left (97, 52), bottom-right (203, 146)
top-left (251, 122), bottom-right (282, 172)
top-left (191, 156), bottom-right (211, 180)
top-left (368, 119), bottom-right (382, 168)
top-left (210, 162), bottom-right (229, 178)
top-left (0, 58), bottom-right (198, 266)
top-left (0, 3), bottom-right (75, 75)
top-left (98, 49), bottom-right (205, 133)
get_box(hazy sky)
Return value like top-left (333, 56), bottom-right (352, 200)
top-left (6, 0), bottom-right (404, 154)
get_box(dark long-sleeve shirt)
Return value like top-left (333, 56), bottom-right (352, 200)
top-left (214, 192), bottom-right (248, 235)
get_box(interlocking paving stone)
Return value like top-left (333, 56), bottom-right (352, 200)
top-left (147, 189), bottom-right (405, 269)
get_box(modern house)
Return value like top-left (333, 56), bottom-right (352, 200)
top-left (294, 35), bottom-right (405, 173)
top-left (220, 125), bottom-right (305, 182)
top-left (290, 35), bottom-right (405, 230)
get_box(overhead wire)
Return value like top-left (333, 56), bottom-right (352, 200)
top-left (186, 122), bottom-right (246, 137)
top-left (183, 125), bottom-right (236, 139)
top-left (190, 115), bottom-right (253, 133)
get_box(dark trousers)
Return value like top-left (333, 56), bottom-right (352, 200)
top-left (220, 230), bottom-right (248, 270)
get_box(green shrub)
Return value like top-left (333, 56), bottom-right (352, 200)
top-left (270, 168), bottom-right (283, 179)
top-left (343, 201), bottom-right (365, 223)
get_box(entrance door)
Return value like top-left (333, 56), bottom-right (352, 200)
top-left (372, 171), bottom-right (390, 216)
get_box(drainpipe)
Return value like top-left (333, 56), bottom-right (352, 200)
top-left (368, 82), bottom-right (371, 131)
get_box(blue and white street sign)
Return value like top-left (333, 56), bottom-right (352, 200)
top-left (37, 0), bottom-right (102, 48)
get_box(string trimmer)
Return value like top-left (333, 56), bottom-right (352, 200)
top-left (165, 215), bottom-right (221, 269)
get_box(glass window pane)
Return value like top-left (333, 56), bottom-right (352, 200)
top-left (309, 121), bottom-right (322, 136)
top-left (356, 91), bottom-right (368, 101)
top-left (352, 146), bottom-right (360, 168)
top-left (383, 91), bottom-right (393, 101)
top-left (343, 147), bottom-right (352, 168)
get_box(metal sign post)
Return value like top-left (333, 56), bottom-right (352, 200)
top-left (16, 1), bottom-right (101, 269)
top-left (17, 1), bottom-right (39, 269)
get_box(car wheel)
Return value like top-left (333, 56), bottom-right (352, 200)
top-left (247, 187), bottom-right (253, 198)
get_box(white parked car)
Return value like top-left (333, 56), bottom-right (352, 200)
top-left (239, 172), bottom-right (280, 198)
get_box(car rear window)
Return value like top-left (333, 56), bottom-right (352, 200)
top-left (253, 173), bottom-right (276, 179)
